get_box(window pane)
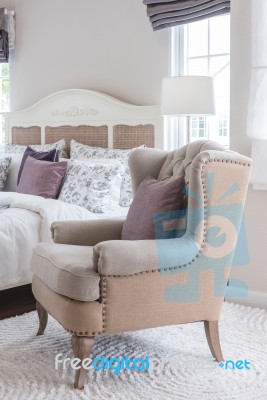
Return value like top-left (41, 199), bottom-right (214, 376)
top-left (187, 58), bottom-right (208, 75)
top-left (209, 55), bottom-right (229, 77)
top-left (210, 15), bottom-right (230, 54)
top-left (187, 20), bottom-right (208, 57)
top-left (190, 117), bottom-right (207, 139)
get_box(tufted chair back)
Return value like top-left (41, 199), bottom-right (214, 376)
top-left (129, 139), bottom-right (227, 194)
top-left (157, 140), bottom-right (226, 184)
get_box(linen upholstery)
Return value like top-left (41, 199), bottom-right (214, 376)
top-left (31, 243), bottom-right (100, 301)
top-left (128, 147), bottom-right (168, 194)
top-left (32, 140), bottom-right (251, 337)
top-left (32, 276), bottom-right (103, 336)
top-left (99, 269), bottom-right (229, 334)
top-left (32, 268), bottom-right (228, 336)
top-left (51, 219), bottom-right (124, 246)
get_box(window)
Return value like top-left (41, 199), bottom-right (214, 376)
top-left (191, 117), bottom-right (206, 138)
top-left (171, 14), bottom-right (230, 147)
top-left (0, 64), bottom-right (10, 148)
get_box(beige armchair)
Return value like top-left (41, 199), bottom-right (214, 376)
top-left (31, 140), bottom-right (251, 389)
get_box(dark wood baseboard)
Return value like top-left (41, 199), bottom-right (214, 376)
top-left (0, 284), bottom-right (36, 320)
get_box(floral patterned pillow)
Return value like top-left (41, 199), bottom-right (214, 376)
top-left (58, 160), bottom-right (121, 213)
top-left (5, 139), bottom-right (67, 158)
top-left (0, 156), bottom-right (11, 191)
top-left (70, 140), bottom-right (145, 207)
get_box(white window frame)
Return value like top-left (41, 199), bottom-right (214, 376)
top-left (169, 15), bottom-right (230, 149)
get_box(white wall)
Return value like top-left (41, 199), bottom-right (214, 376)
top-left (230, 0), bottom-right (267, 308)
top-left (1, 0), bottom-right (168, 110)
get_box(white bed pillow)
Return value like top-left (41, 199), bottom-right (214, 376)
top-left (71, 158), bottom-right (123, 208)
top-left (70, 140), bottom-right (145, 206)
top-left (5, 139), bottom-right (67, 158)
top-left (0, 156), bottom-right (11, 191)
top-left (58, 159), bottom-right (122, 213)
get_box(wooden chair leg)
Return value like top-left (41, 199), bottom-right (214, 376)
top-left (71, 335), bottom-right (95, 390)
top-left (36, 301), bottom-right (48, 336)
top-left (204, 320), bottom-right (224, 362)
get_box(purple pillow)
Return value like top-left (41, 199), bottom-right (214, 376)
top-left (121, 176), bottom-right (186, 240)
top-left (17, 146), bottom-right (59, 185)
top-left (17, 156), bottom-right (68, 199)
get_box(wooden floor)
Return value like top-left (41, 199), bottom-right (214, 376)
top-left (0, 284), bottom-right (36, 320)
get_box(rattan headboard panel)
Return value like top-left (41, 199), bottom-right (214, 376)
top-left (113, 124), bottom-right (154, 149)
top-left (12, 126), bottom-right (41, 145)
top-left (45, 125), bottom-right (108, 155)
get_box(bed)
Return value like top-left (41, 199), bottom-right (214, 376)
top-left (0, 89), bottom-right (162, 291)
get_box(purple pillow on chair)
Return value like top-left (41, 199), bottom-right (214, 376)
top-left (17, 146), bottom-right (59, 185)
top-left (122, 176), bottom-right (186, 240)
top-left (17, 156), bottom-right (68, 199)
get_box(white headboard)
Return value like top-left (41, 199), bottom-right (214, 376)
top-left (4, 89), bottom-right (164, 151)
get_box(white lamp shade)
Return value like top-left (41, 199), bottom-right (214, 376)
top-left (161, 76), bottom-right (215, 116)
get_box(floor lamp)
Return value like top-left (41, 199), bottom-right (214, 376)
top-left (161, 76), bottom-right (215, 144)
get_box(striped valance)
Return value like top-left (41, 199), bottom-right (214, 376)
top-left (143, 0), bottom-right (231, 30)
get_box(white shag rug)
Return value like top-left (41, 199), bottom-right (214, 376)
top-left (0, 302), bottom-right (266, 400)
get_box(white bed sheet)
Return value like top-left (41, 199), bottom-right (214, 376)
top-left (0, 192), bottom-right (128, 291)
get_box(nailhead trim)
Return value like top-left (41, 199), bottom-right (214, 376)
top-left (64, 326), bottom-right (102, 337)
top-left (101, 274), bottom-right (108, 333)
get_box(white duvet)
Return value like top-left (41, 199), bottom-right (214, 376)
top-left (0, 192), bottom-right (128, 290)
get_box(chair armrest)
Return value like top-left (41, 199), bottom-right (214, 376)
top-left (51, 219), bottom-right (125, 246)
top-left (94, 236), bottom-right (198, 276)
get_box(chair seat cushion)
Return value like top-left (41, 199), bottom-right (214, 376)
top-left (31, 242), bottom-right (100, 301)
